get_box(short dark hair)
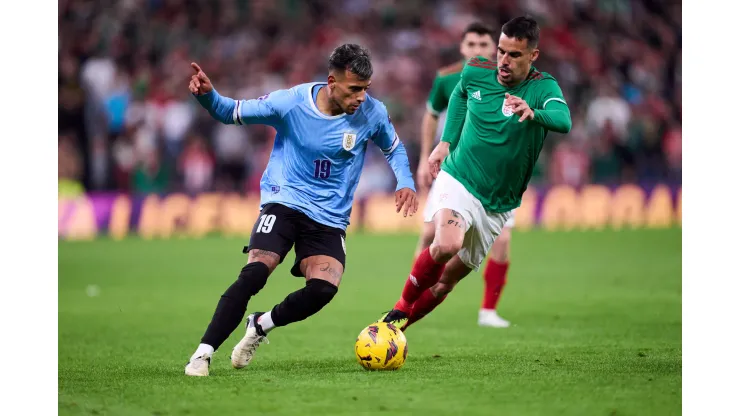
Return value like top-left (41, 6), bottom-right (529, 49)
top-left (462, 22), bottom-right (495, 40)
top-left (501, 16), bottom-right (540, 48)
top-left (328, 44), bottom-right (373, 80)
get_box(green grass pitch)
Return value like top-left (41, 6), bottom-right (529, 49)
top-left (59, 229), bottom-right (681, 415)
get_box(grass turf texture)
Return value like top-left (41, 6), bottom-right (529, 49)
top-left (59, 229), bottom-right (681, 416)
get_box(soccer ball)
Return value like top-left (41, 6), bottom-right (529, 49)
top-left (355, 322), bottom-right (408, 371)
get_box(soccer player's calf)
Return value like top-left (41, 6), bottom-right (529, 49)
top-left (412, 207), bottom-right (515, 328)
top-left (479, 224), bottom-right (512, 327)
top-left (399, 209), bottom-right (465, 310)
top-left (404, 254), bottom-right (473, 328)
top-left (383, 207), bottom-right (467, 326)
top-left (189, 204), bottom-right (346, 375)
top-left (384, 204), bottom-right (509, 330)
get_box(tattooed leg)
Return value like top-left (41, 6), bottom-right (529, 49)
top-left (429, 209), bottom-right (467, 263)
top-left (264, 255), bottom-right (341, 330)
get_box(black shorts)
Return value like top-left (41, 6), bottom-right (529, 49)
top-left (242, 203), bottom-right (347, 277)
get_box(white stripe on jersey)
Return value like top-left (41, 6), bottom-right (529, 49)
top-left (382, 134), bottom-right (400, 154)
top-left (543, 97), bottom-right (567, 108)
top-left (237, 100), bottom-right (244, 125)
top-left (233, 100), bottom-right (244, 125)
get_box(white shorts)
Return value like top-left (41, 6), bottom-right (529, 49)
top-left (423, 171), bottom-right (513, 271)
top-left (424, 181), bottom-right (516, 228)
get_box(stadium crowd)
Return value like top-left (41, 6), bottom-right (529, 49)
top-left (58, 0), bottom-right (681, 197)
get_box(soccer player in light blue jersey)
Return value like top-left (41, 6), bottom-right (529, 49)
top-left (185, 44), bottom-right (418, 376)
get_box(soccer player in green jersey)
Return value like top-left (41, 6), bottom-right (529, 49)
top-left (381, 16), bottom-right (572, 330)
top-left (416, 22), bottom-right (516, 328)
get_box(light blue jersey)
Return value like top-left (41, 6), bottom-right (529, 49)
top-left (194, 82), bottom-right (415, 230)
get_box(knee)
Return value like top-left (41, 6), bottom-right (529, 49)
top-left (236, 262), bottom-right (271, 295)
top-left (247, 249), bottom-right (280, 271)
top-left (306, 278), bottom-right (338, 304)
top-left (431, 239), bottom-right (463, 261)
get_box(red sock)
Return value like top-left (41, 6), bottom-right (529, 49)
top-left (481, 258), bottom-right (509, 310)
top-left (395, 247), bottom-right (446, 313)
top-left (406, 289), bottom-right (448, 328)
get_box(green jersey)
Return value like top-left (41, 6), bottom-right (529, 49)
top-left (441, 57), bottom-right (572, 213)
top-left (426, 60), bottom-right (465, 116)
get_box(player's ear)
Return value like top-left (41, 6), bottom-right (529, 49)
top-left (326, 74), bottom-right (336, 94)
top-left (530, 48), bottom-right (539, 63)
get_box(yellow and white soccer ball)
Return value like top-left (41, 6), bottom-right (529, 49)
top-left (355, 322), bottom-right (408, 371)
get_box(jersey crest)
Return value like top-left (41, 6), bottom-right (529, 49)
top-left (342, 132), bottom-right (357, 151)
top-left (502, 100), bottom-right (515, 117)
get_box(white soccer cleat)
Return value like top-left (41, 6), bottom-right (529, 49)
top-left (231, 313), bottom-right (269, 369)
top-left (185, 354), bottom-right (211, 377)
top-left (478, 309), bottom-right (511, 328)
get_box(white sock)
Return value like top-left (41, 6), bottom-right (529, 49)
top-left (191, 343), bottom-right (214, 362)
top-left (257, 311), bottom-right (275, 333)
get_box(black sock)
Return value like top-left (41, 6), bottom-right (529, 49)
top-left (200, 262), bottom-right (270, 350)
top-left (270, 279), bottom-right (338, 327)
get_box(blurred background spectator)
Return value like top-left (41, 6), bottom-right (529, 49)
top-left (58, 0), bottom-right (681, 195)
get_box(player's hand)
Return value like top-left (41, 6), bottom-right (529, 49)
top-left (428, 142), bottom-right (450, 179)
top-left (395, 188), bottom-right (419, 217)
top-left (189, 62), bottom-right (213, 95)
top-left (416, 159), bottom-right (433, 190)
top-left (505, 93), bottom-right (534, 122)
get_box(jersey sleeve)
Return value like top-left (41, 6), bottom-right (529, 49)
top-left (194, 88), bottom-right (297, 128)
top-left (536, 78), bottom-right (568, 110)
top-left (235, 88), bottom-right (298, 127)
top-left (426, 74), bottom-right (449, 116)
top-left (532, 78), bottom-right (571, 134)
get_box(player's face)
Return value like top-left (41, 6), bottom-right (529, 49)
top-left (328, 70), bottom-right (371, 115)
top-left (460, 32), bottom-right (495, 61)
top-left (496, 34), bottom-right (539, 87)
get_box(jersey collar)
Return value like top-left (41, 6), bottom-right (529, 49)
top-left (306, 82), bottom-right (347, 120)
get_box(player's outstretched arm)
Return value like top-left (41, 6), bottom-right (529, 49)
top-left (189, 62), bottom-right (237, 125)
top-left (189, 62), bottom-right (291, 127)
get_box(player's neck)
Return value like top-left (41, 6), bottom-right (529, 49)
top-left (497, 75), bottom-right (524, 89)
top-left (316, 86), bottom-right (344, 116)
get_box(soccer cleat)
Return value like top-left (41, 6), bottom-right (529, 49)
top-left (185, 354), bottom-right (211, 377)
top-left (231, 312), bottom-right (269, 369)
top-left (478, 309), bottom-right (511, 328)
top-left (378, 309), bottom-right (408, 330)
